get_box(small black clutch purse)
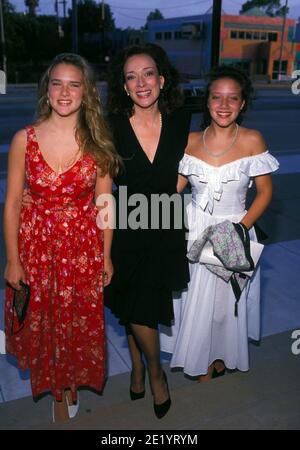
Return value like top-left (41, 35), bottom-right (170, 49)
top-left (11, 281), bottom-right (30, 334)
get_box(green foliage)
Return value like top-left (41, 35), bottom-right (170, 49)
top-left (0, 0), bottom-right (117, 80)
top-left (147, 9), bottom-right (164, 22)
top-left (64, 0), bottom-right (115, 33)
top-left (63, 0), bottom-right (116, 63)
top-left (144, 8), bottom-right (164, 30)
top-left (2, 0), bottom-right (15, 14)
top-left (240, 0), bottom-right (289, 17)
top-left (25, 0), bottom-right (39, 16)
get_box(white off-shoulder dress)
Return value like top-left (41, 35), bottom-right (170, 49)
top-left (160, 151), bottom-right (279, 376)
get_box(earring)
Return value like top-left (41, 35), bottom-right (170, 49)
top-left (47, 98), bottom-right (50, 107)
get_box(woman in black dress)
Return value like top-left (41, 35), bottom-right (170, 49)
top-left (105, 44), bottom-right (191, 418)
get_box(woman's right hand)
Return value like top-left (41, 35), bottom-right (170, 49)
top-left (22, 188), bottom-right (33, 207)
top-left (4, 261), bottom-right (27, 290)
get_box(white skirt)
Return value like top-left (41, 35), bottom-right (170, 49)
top-left (160, 203), bottom-right (260, 376)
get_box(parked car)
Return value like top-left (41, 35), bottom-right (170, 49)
top-left (180, 80), bottom-right (206, 112)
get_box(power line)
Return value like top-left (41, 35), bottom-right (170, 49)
top-left (113, 10), bottom-right (146, 22)
top-left (107, 0), bottom-right (210, 11)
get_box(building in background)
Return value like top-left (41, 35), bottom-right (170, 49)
top-left (294, 19), bottom-right (300, 71)
top-left (220, 7), bottom-right (297, 80)
top-left (147, 14), bottom-right (212, 79)
top-left (148, 8), bottom-right (299, 80)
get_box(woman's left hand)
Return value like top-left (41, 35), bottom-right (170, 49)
top-left (103, 257), bottom-right (114, 287)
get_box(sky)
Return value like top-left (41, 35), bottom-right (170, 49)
top-left (11, 0), bottom-right (300, 29)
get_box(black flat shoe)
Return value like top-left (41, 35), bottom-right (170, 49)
top-left (212, 367), bottom-right (226, 378)
top-left (130, 388), bottom-right (145, 400)
top-left (153, 371), bottom-right (171, 419)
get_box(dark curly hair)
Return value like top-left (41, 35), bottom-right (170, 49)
top-left (201, 65), bottom-right (253, 129)
top-left (106, 43), bottom-right (184, 116)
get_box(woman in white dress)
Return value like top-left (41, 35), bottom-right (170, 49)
top-left (160, 66), bottom-right (279, 381)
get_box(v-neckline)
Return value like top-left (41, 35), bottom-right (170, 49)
top-left (30, 126), bottom-right (82, 177)
top-left (128, 115), bottom-right (163, 166)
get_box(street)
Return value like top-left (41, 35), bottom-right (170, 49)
top-left (0, 83), bottom-right (300, 427)
top-left (0, 84), bottom-right (300, 153)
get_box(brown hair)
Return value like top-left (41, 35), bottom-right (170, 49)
top-left (35, 53), bottom-right (121, 177)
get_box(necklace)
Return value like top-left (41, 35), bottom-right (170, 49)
top-left (202, 124), bottom-right (239, 158)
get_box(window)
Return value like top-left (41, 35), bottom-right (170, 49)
top-left (238, 31), bottom-right (245, 39)
top-left (235, 61), bottom-right (250, 74)
top-left (246, 32), bottom-right (252, 40)
top-left (253, 31), bottom-right (260, 40)
top-left (164, 31), bottom-right (172, 40)
top-left (155, 32), bottom-right (162, 40)
top-left (272, 60), bottom-right (287, 79)
top-left (182, 31), bottom-right (192, 39)
top-left (174, 31), bottom-right (182, 39)
top-left (260, 32), bottom-right (267, 40)
top-left (268, 33), bottom-right (278, 42)
top-left (231, 30), bottom-right (238, 39)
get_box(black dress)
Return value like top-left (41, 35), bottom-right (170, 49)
top-left (105, 108), bottom-right (191, 329)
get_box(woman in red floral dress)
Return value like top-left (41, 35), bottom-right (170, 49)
top-left (4, 54), bottom-right (121, 422)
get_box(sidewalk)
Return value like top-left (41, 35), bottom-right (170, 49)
top-left (0, 127), bottom-right (299, 429)
top-left (0, 163), bottom-right (300, 429)
top-left (0, 330), bottom-right (299, 430)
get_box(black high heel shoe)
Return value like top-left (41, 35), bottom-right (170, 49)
top-left (130, 369), bottom-right (145, 401)
top-left (153, 371), bottom-right (171, 419)
top-left (130, 387), bottom-right (145, 400)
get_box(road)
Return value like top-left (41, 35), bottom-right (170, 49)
top-left (0, 84), bottom-right (300, 154)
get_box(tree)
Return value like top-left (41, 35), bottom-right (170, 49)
top-left (72, 0), bottom-right (115, 33)
top-left (25, 0), bottom-right (39, 16)
top-left (147, 9), bottom-right (164, 22)
top-left (240, 0), bottom-right (289, 17)
top-left (63, 0), bottom-right (116, 63)
top-left (2, 0), bottom-right (15, 14)
top-left (144, 8), bottom-right (164, 30)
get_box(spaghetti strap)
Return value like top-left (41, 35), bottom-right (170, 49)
top-left (25, 125), bottom-right (37, 147)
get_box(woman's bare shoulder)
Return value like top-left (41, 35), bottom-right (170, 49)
top-left (10, 129), bottom-right (27, 151)
top-left (239, 127), bottom-right (267, 155)
top-left (185, 131), bottom-right (202, 156)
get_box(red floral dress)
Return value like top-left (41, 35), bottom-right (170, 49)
top-left (5, 126), bottom-right (106, 401)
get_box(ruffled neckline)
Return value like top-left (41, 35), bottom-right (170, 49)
top-left (179, 150), bottom-right (279, 214)
top-left (182, 151), bottom-right (270, 170)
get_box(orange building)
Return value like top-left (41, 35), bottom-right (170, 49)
top-left (220, 8), bottom-right (297, 80)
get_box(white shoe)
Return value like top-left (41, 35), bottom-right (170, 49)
top-left (66, 392), bottom-right (80, 418)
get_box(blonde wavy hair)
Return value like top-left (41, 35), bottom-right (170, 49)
top-left (35, 53), bottom-right (121, 177)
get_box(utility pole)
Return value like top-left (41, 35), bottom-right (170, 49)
top-left (0, 0), bottom-right (7, 74)
top-left (72, 0), bottom-right (78, 53)
top-left (101, 0), bottom-right (105, 22)
top-left (278, 0), bottom-right (288, 80)
top-left (62, 0), bottom-right (66, 19)
top-left (211, 0), bottom-right (222, 68)
top-left (54, 0), bottom-right (60, 35)
top-left (101, 0), bottom-right (106, 61)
